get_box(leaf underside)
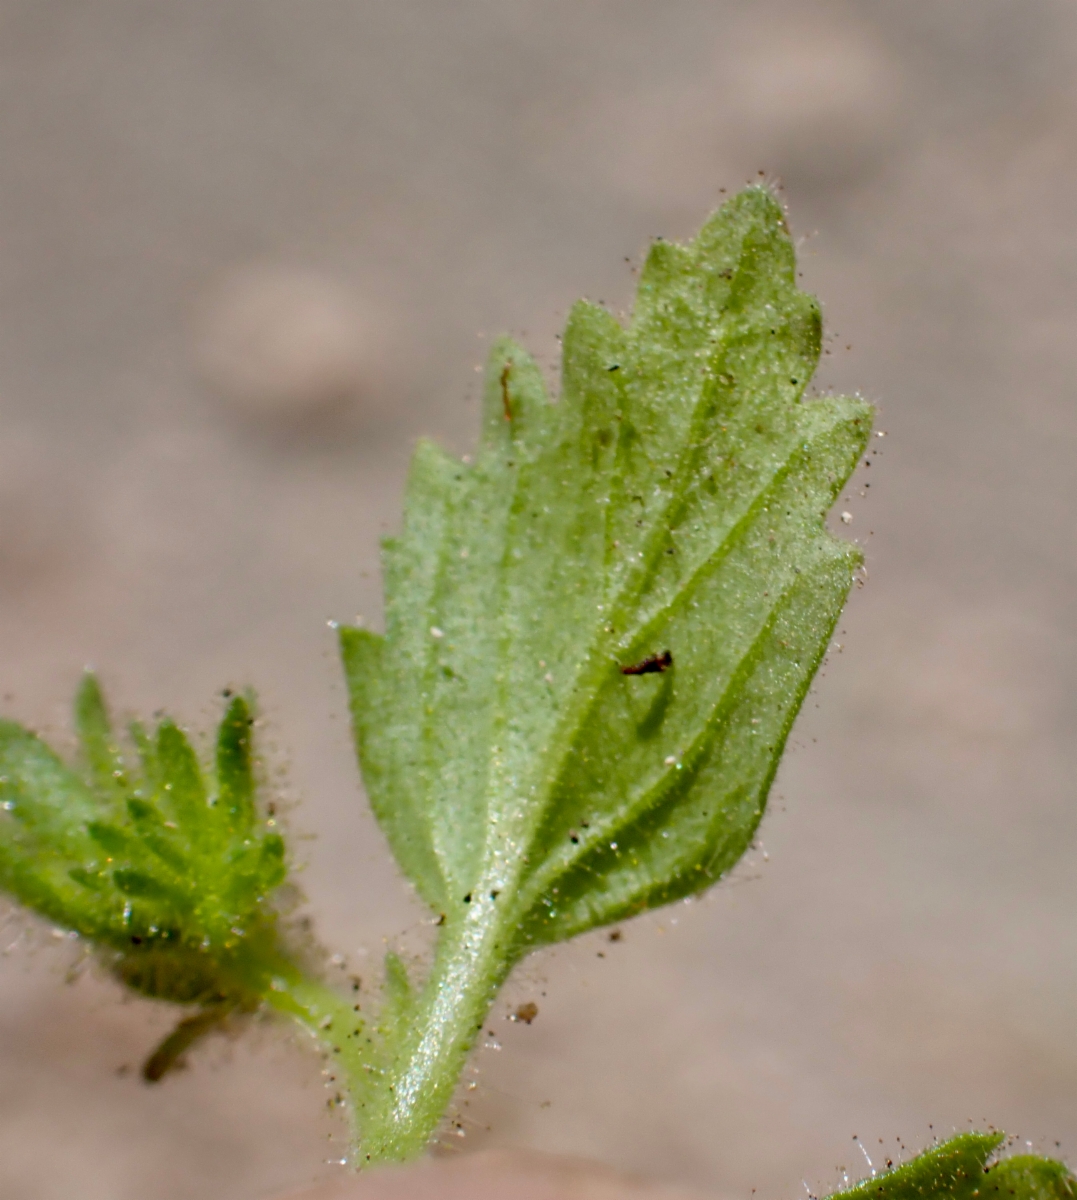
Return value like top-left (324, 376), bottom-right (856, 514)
top-left (342, 185), bottom-right (872, 949)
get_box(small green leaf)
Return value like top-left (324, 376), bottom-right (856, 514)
top-left (0, 678), bottom-right (295, 1009)
top-left (379, 950), bottom-right (413, 1038)
top-left (831, 1133), bottom-right (1003, 1200)
top-left (154, 721), bottom-right (210, 837)
top-left (74, 671), bottom-right (129, 805)
top-left (825, 1133), bottom-right (1076, 1200)
top-left (985, 1156), bottom-right (1077, 1200)
top-left (0, 720), bottom-right (100, 850)
top-left (215, 695), bottom-right (256, 834)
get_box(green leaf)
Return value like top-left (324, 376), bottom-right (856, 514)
top-left (378, 950), bottom-right (414, 1044)
top-left (0, 677), bottom-right (291, 1008)
top-left (831, 1134), bottom-right (1002, 1200)
top-left (74, 671), bottom-right (129, 806)
top-left (341, 185), bottom-right (871, 945)
top-left (985, 1156), bottom-right (1077, 1200)
top-left (342, 622), bottom-right (447, 913)
top-left (215, 694), bottom-right (257, 834)
top-left (338, 187), bottom-right (873, 1162)
top-left (825, 1133), bottom-right (1076, 1200)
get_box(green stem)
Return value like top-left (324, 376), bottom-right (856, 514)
top-left (231, 903), bottom-right (516, 1166)
top-left (350, 896), bottom-right (516, 1165)
top-left (215, 938), bottom-right (373, 1149)
top-left (262, 966), bottom-right (372, 1140)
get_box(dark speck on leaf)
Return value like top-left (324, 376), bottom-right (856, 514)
top-left (621, 650), bottom-right (672, 676)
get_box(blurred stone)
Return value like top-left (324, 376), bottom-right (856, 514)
top-left (0, 432), bottom-right (85, 593)
top-left (579, 12), bottom-right (903, 207)
top-left (719, 18), bottom-right (904, 188)
top-left (196, 266), bottom-right (373, 422)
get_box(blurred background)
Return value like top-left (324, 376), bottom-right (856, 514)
top-left (1, 2), bottom-right (1076, 1197)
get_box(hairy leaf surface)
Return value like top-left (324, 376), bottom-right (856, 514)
top-left (826, 1133), bottom-right (1076, 1200)
top-left (0, 674), bottom-right (287, 1005)
top-left (341, 186), bottom-right (872, 949)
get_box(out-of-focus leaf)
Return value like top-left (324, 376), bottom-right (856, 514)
top-left (826, 1133), bottom-right (1076, 1200)
top-left (985, 1156), bottom-right (1077, 1200)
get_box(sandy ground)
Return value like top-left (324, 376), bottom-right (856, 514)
top-left (1, 2), bottom-right (1076, 1197)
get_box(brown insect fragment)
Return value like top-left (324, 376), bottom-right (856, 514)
top-left (620, 650), bottom-right (672, 676)
top-left (500, 362), bottom-right (513, 421)
top-left (607, 929), bottom-right (623, 943)
top-left (510, 1001), bottom-right (539, 1024)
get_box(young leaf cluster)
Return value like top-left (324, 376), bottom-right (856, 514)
top-left (0, 674), bottom-right (288, 1014)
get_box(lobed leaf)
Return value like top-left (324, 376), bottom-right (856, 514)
top-left (0, 677), bottom-right (288, 1007)
top-left (341, 185), bottom-right (872, 950)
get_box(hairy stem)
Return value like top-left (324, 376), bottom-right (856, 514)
top-left (249, 955), bottom-right (372, 1147)
top-left (350, 896), bottom-right (516, 1165)
top-left (219, 915), bottom-right (513, 1165)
